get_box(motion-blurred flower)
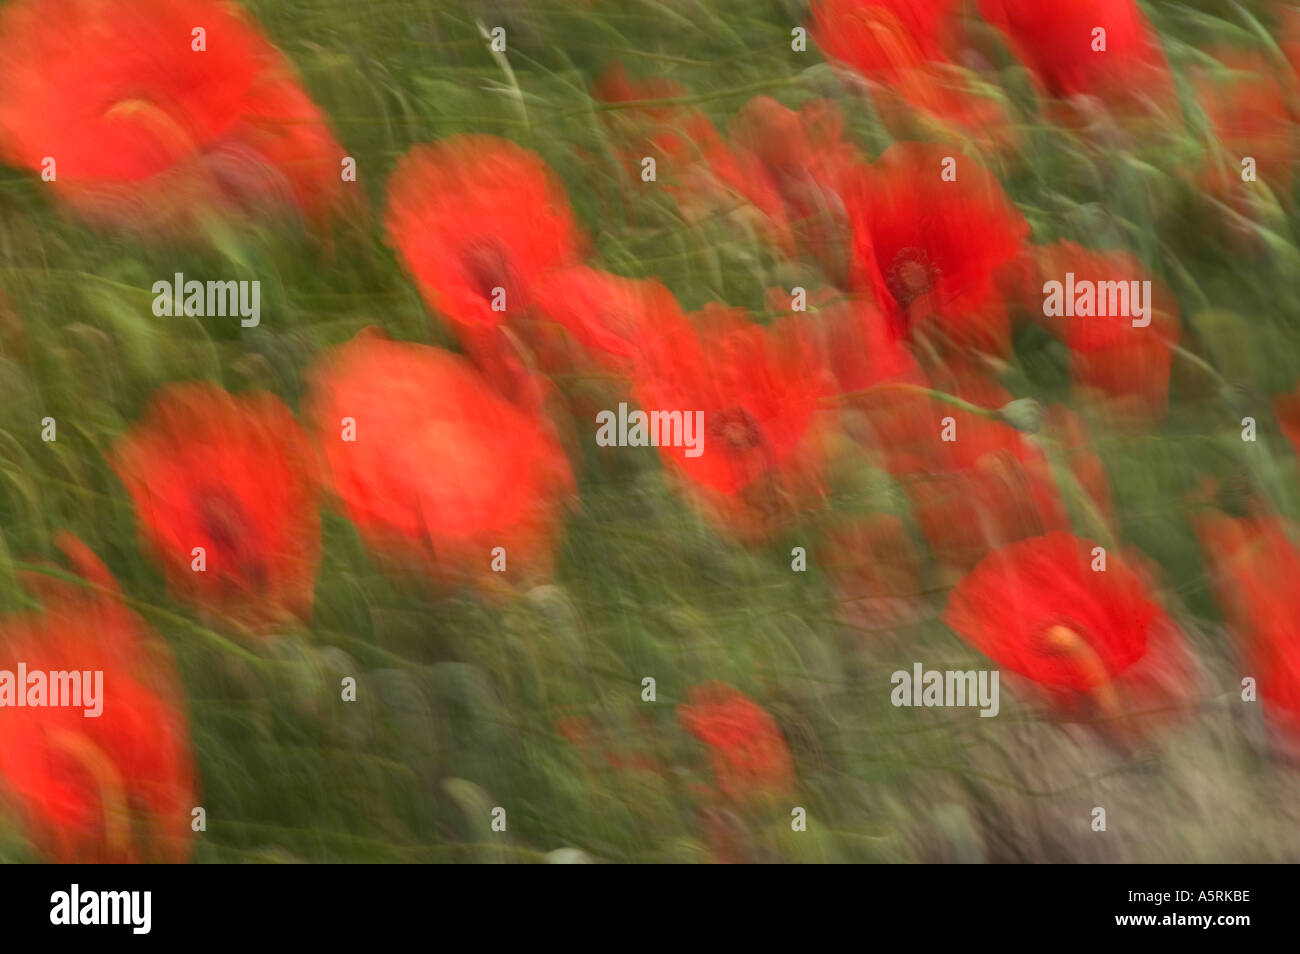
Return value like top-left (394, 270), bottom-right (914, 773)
top-left (631, 305), bottom-right (832, 541)
top-left (808, 0), bottom-right (1015, 153)
top-left (1273, 384), bottom-right (1300, 459)
top-left (305, 331), bottom-right (576, 593)
top-left (841, 141), bottom-right (1028, 354)
top-left (110, 383), bottom-right (321, 633)
top-left (1193, 509), bottom-right (1300, 751)
top-left (678, 683), bottom-right (794, 802)
top-left (884, 369), bottom-right (1071, 570)
top-left (710, 96), bottom-right (858, 269)
top-left (0, 0), bottom-right (351, 232)
top-left (1192, 50), bottom-right (1294, 203)
top-left (590, 64), bottom-right (737, 223)
top-left (385, 135), bottom-right (585, 331)
top-left (1035, 241), bottom-right (1181, 425)
top-left (978, 0), bottom-right (1175, 117)
top-left (529, 265), bottom-right (683, 371)
top-left (0, 535), bottom-right (196, 863)
top-left (943, 532), bottom-right (1198, 731)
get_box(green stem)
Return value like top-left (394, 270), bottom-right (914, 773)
top-left (825, 382), bottom-right (1003, 421)
top-left (11, 561), bottom-right (268, 666)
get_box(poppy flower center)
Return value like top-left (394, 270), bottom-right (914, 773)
top-left (886, 247), bottom-right (938, 307)
top-left (708, 407), bottom-right (764, 450)
top-left (1039, 624), bottom-right (1088, 655)
top-left (461, 240), bottom-right (518, 305)
top-left (196, 486), bottom-right (265, 584)
top-left (1036, 624), bottom-right (1113, 689)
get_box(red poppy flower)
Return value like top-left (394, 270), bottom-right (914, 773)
top-left (1192, 51), bottom-right (1293, 199)
top-left (778, 288), bottom-right (922, 402)
top-left (0, 0), bottom-right (350, 231)
top-left (305, 331), bottom-right (575, 591)
top-left (809, 0), bottom-right (962, 81)
top-left (1192, 509), bottom-right (1300, 646)
top-left (1035, 241), bottom-right (1180, 424)
top-left (883, 368), bottom-right (1070, 570)
top-left (978, 0), bottom-right (1174, 115)
top-left (0, 535), bottom-right (196, 863)
top-left (556, 713), bottom-right (661, 776)
top-left (385, 135), bottom-right (585, 330)
top-left (591, 64), bottom-right (721, 148)
top-left (110, 383), bottom-right (320, 633)
top-left (771, 289), bottom-right (933, 474)
top-left (709, 96), bottom-right (859, 267)
top-left (466, 267), bottom-right (684, 455)
top-left (1274, 385), bottom-right (1300, 460)
top-left (904, 453), bottom-right (1065, 573)
top-left (879, 366), bottom-right (1015, 476)
top-left (630, 305), bottom-right (832, 541)
top-left (842, 142), bottom-right (1028, 354)
top-left (1193, 510), bottom-right (1300, 749)
top-left (677, 683), bottom-right (793, 801)
top-left (590, 65), bottom-right (738, 223)
top-left (518, 268), bottom-right (692, 471)
top-left (529, 265), bottom-right (684, 369)
top-left (724, 97), bottom-right (856, 197)
top-left (808, 0), bottom-right (1015, 153)
top-left (944, 532), bottom-right (1197, 727)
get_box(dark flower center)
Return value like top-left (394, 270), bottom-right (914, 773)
top-left (708, 407), bottom-right (764, 450)
top-left (196, 486), bottom-right (265, 586)
top-left (886, 246), bottom-right (938, 308)
top-left (461, 240), bottom-right (517, 305)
